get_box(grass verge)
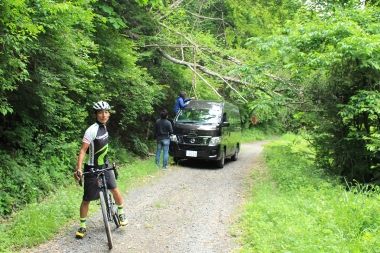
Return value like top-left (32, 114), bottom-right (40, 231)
top-left (236, 133), bottom-right (380, 253)
top-left (1, 156), bottom-right (159, 253)
top-left (241, 128), bottom-right (277, 143)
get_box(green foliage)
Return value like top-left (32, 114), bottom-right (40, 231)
top-left (242, 3), bottom-right (380, 183)
top-left (0, 0), bottom-right (98, 216)
top-left (0, 0), bottom-right (162, 217)
top-left (0, 145), bottom-right (76, 216)
top-left (0, 0), bottom-right (42, 116)
top-left (225, 0), bottom-right (302, 45)
top-left (337, 90), bottom-right (380, 182)
top-left (130, 134), bottom-right (149, 157)
top-left (107, 137), bottom-right (135, 165)
top-left (238, 134), bottom-right (380, 252)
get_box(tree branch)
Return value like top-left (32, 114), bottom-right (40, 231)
top-left (155, 45), bottom-right (268, 100)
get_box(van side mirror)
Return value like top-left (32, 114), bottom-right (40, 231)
top-left (222, 112), bottom-right (227, 122)
top-left (222, 122), bottom-right (230, 127)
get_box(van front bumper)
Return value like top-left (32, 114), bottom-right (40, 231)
top-left (169, 142), bottom-right (222, 160)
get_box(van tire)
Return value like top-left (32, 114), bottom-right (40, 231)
top-left (216, 150), bottom-right (225, 168)
top-left (231, 146), bottom-right (239, 161)
top-left (173, 157), bottom-right (180, 164)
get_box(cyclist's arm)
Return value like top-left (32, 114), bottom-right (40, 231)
top-left (75, 142), bottom-right (90, 180)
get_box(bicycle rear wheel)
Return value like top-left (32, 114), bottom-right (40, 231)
top-left (99, 190), bottom-right (113, 249)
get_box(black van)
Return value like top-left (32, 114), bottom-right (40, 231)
top-left (169, 100), bottom-right (242, 168)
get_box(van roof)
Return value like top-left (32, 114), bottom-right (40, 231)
top-left (186, 100), bottom-right (223, 110)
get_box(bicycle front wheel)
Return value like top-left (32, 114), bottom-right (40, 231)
top-left (109, 193), bottom-right (120, 228)
top-left (99, 190), bottom-right (113, 249)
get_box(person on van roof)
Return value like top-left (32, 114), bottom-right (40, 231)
top-left (174, 91), bottom-right (194, 114)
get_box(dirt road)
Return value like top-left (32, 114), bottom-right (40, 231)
top-left (27, 141), bottom-right (267, 253)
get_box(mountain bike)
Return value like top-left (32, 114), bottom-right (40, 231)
top-left (77, 162), bottom-right (121, 249)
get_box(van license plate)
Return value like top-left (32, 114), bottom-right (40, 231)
top-left (186, 150), bottom-right (197, 157)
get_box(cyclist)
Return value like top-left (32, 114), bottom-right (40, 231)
top-left (74, 101), bottom-right (128, 239)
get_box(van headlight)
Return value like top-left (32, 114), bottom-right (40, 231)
top-left (209, 137), bottom-right (221, 146)
top-left (170, 135), bottom-right (178, 142)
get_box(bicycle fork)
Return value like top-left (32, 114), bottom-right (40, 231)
top-left (97, 175), bottom-right (112, 222)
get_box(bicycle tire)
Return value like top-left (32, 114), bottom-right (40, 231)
top-left (99, 190), bottom-right (113, 249)
top-left (112, 205), bottom-right (120, 228)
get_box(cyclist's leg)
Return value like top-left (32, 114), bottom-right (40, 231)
top-left (106, 170), bottom-right (120, 203)
top-left (109, 188), bottom-right (128, 225)
top-left (155, 139), bottom-right (163, 168)
top-left (106, 170), bottom-right (128, 225)
top-left (76, 173), bottom-right (98, 238)
top-left (76, 200), bottom-right (90, 238)
top-left (109, 188), bottom-right (122, 205)
top-left (162, 138), bottom-right (170, 169)
top-left (80, 201), bottom-right (90, 218)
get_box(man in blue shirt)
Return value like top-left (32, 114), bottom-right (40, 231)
top-left (173, 91), bottom-right (194, 114)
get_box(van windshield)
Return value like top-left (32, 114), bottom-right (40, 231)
top-left (176, 107), bottom-right (222, 124)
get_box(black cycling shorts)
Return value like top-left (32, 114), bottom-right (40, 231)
top-left (83, 166), bottom-right (117, 201)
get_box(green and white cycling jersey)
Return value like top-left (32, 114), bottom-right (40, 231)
top-left (82, 122), bottom-right (109, 167)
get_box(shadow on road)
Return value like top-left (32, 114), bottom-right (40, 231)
top-left (172, 158), bottom-right (233, 170)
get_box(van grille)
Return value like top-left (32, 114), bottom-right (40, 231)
top-left (178, 144), bottom-right (208, 151)
top-left (182, 137), bottom-right (207, 145)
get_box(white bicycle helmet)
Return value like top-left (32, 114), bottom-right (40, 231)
top-left (93, 101), bottom-right (111, 111)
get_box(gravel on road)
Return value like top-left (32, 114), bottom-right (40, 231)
top-left (25, 141), bottom-right (267, 253)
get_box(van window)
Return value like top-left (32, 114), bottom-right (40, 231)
top-left (176, 107), bottom-right (222, 124)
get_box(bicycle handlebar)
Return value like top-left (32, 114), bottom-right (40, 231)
top-left (77, 162), bottom-right (118, 187)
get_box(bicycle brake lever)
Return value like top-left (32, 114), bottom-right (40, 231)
top-left (77, 171), bottom-right (83, 187)
top-left (113, 162), bottom-right (118, 180)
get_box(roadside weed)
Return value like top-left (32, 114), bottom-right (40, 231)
top-left (238, 134), bottom-right (380, 252)
top-left (154, 201), bottom-right (168, 208)
top-left (241, 128), bottom-right (279, 143)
